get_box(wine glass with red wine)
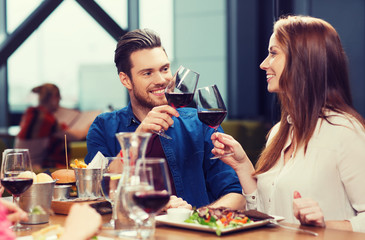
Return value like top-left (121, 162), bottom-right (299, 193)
top-left (196, 85), bottom-right (234, 159)
top-left (127, 158), bottom-right (171, 238)
top-left (153, 65), bottom-right (200, 139)
top-left (1, 151), bottom-right (33, 231)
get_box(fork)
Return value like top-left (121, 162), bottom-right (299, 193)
top-left (269, 219), bottom-right (319, 236)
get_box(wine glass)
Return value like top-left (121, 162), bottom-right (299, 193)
top-left (1, 151), bottom-right (33, 231)
top-left (100, 157), bottom-right (124, 229)
top-left (153, 65), bottom-right (200, 139)
top-left (121, 165), bottom-right (153, 239)
top-left (123, 158), bottom-right (171, 239)
top-left (196, 84), bottom-right (234, 159)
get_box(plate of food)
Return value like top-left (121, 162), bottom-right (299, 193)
top-left (156, 207), bottom-right (284, 236)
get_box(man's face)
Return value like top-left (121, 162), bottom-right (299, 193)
top-left (128, 47), bottom-right (172, 110)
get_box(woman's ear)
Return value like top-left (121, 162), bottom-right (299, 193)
top-left (119, 72), bottom-right (132, 90)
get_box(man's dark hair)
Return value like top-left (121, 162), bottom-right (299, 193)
top-left (114, 28), bottom-right (163, 78)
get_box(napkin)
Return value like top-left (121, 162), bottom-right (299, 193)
top-left (87, 151), bottom-right (108, 169)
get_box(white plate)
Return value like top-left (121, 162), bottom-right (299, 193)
top-left (156, 214), bottom-right (285, 235)
top-left (16, 236), bottom-right (113, 240)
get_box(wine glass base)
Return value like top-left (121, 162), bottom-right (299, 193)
top-left (210, 152), bottom-right (234, 159)
top-left (10, 224), bottom-right (31, 232)
top-left (152, 130), bottom-right (172, 140)
top-left (102, 219), bottom-right (115, 230)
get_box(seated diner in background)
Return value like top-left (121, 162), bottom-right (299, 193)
top-left (85, 28), bottom-right (245, 210)
top-left (15, 83), bottom-right (90, 169)
top-left (211, 15), bottom-right (365, 233)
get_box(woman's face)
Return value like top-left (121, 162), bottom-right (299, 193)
top-left (260, 33), bottom-right (286, 93)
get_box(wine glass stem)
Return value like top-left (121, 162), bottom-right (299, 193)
top-left (111, 201), bottom-right (116, 221)
top-left (13, 195), bottom-right (21, 228)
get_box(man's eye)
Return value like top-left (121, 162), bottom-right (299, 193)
top-left (143, 72), bottom-right (152, 76)
top-left (269, 51), bottom-right (277, 56)
top-left (163, 67), bottom-right (169, 72)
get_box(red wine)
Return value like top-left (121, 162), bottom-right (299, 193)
top-left (1, 178), bottom-right (33, 196)
top-left (165, 92), bottom-right (194, 108)
top-left (198, 110), bottom-right (227, 129)
top-left (133, 191), bottom-right (170, 214)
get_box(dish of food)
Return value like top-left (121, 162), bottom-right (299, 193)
top-left (156, 207), bottom-right (284, 236)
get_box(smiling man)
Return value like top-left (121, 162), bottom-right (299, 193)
top-left (84, 29), bottom-right (244, 210)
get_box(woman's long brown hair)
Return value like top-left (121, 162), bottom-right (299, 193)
top-left (255, 15), bottom-right (365, 175)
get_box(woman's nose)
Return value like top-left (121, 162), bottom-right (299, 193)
top-left (260, 57), bottom-right (269, 70)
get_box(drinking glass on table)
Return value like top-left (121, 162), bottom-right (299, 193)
top-left (100, 157), bottom-right (124, 229)
top-left (196, 84), bottom-right (233, 159)
top-left (153, 65), bottom-right (200, 139)
top-left (123, 158), bottom-right (171, 239)
top-left (1, 151), bottom-right (33, 231)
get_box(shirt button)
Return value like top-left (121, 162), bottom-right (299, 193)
top-left (272, 182), bottom-right (274, 186)
top-left (269, 198), bottom-right (271, 202)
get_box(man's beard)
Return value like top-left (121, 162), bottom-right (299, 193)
top-left (131, 82), bottom-right (167, 110)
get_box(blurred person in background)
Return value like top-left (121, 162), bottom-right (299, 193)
top-left (15, 83), bottom-right (89, 169)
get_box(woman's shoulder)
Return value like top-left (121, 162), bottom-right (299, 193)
top-left (322, 110), bottom-right (365, 132)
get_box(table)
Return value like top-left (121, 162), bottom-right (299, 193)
top-left (15, 213), bottom-right (365, 240)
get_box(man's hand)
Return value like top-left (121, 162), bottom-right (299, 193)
top-left (136, 105), bottom-right (179, 133)
top-left (162, 195), bottom-right (192, 212)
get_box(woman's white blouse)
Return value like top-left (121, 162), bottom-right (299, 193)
top-left (251, 112), bottom-right (365, 233)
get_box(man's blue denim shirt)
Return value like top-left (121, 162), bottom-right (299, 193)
top-left (85, 103), bottom-right (242, 208)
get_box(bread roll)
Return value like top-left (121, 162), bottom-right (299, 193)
top-left (36, 173), bottom-right (54, 183)
top-left (51, 169), bottom-right (76, 184)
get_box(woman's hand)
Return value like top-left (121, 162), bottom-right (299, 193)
top-left (61, 204), bottom-right (102, 240)
top-left (293, 191), bottom-right (326, 228)
top-left (211, 132), bottom-right (250, 170)
top-left (0, 199), bottom-right (28, 224)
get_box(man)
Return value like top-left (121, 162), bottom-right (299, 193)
top-left (85, 29), bottom-right (244, 209)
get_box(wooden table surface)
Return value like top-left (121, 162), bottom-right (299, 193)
top-left (15, 213), bottom-right (365, 240)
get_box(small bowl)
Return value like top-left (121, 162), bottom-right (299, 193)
top-left (167, 208), bottom-right (192, 222)
top-left (53, 185), bottom-right (71, 201)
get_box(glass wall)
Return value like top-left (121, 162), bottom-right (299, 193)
top-left (7, 0), bottom-right (173, 113)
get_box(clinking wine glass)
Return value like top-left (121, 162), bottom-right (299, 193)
top-left (153, 65), bottom-right (200, 139)
top-left (1, 151), bottom-right (33, 231)
top-left (100, 157), bottom-right (124, 229)
top-left (196, 84), bottom-right (234, 159)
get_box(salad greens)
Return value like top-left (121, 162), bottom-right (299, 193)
top-left (184, 209), bottom-right (252, 236)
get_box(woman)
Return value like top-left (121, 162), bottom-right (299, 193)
top-left (15, 84), bottom-right (89, 169)
top-left (212, 15), bottom-right (365, 232)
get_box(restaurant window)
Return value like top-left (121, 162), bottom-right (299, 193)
top-left (4, 1), bottom-right (171, 116)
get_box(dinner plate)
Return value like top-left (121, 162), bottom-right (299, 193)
top-left (156, 214), bottom-right (285, 235)
top-left (16, 236), bottom-right (113, 240)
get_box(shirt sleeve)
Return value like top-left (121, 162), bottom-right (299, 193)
top-left (203, 125), bottom-right (243, 200)
top-left (243, 189), bottom-right (258, 210)
top-left (84, 116), bottom-right (113, 164)
top-left (337, 120), bottom-right (365, 232)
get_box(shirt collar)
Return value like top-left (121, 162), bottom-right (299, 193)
top-left (126, 102), bottom-right (140, 127)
